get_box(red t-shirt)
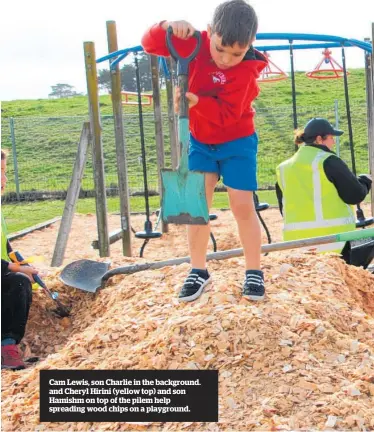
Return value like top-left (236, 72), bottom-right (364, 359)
top-left (141, 24), bottom-right (268, 144)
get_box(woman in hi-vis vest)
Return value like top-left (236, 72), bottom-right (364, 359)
top-left (1, 150), bottom-right (40, 370)
top-left (275, 118), bottom-right (374, 269)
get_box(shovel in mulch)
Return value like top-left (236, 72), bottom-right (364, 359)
top-left (160, 27), bottom-right (209, 225)
top-left (59, 259), bottom-right (110, 293)
top-left (59, 228), bottom-right (374, 293)
top-left (9, 251), bottom-right (70, 317)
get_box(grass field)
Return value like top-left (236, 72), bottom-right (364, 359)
top-left (1, 69), bottom-right (369, 195)
top-left (1, 68), bottom-right (371, 232)
top-left (2, 191), bottom-right (279, 233)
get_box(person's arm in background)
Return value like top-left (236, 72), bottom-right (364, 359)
top-left (1, 239), bottom-right (38, 282)
top-left (275, 182), bottom-right (284, 216)
top-left (323, 155), bottom-right (372, 204)
top-left (1, 239), bottom-right (13, 274)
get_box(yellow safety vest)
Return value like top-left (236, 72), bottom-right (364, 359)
top-left (276, 145), bottom-right (356, 253)
top-left (1, 213), bottom-right (10, 261)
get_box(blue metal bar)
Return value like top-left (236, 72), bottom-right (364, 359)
top-left (96, 33), bottom-right (371, 68)
top-left (96, 45), bottom-right (143, 64)
top-left (255, 33), bottom-right (371, 53)
top-left (255, 42), bottom-right (351, 52)
top-left (111, 52), bottom-right (129, 69)
top-left (257, 33), bottom-right (348, 43)
top-left (158, 56), bottom-right (170, 79)
top-left (346, 38), bottom-right (372, 52)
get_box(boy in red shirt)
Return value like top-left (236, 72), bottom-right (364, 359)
top-left (142, 0), bottom-right (268, 302)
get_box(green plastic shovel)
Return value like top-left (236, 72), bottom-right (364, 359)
top-left (160, 27), bottom-right (209, 225)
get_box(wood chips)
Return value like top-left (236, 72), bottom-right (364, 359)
top-left (1, 206), bottom-right (374, 431)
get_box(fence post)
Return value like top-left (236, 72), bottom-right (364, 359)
top-left (366, 31), bottom-right (374, 216)
top-left (334, 100), bottom-right (340, 157)
top-left (106, 20), bottom-right (132, 256)
top-left (9, 118), bottom-right (20, 201)
top-left (150, 54), bottom-right (168, 233)
top-left (84, 41), bottom-right (110, 257)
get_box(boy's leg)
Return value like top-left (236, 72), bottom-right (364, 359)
top-left (178, 135), bottom-right (220, 302)
top-left (227, 187), bottom-right (265, 300)
top-left (227, 188), bottom-right (261, 270)
top-left (188, 172), bottom-right (218, 269)
top-left (179, 173), bottom-right (218, 302)
top-left (220, 133), bottom-right (264, 300)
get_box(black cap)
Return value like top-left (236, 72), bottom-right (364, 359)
top-left (303, 118), bottom-right (344, 142)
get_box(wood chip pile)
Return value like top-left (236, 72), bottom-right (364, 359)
top-left (1, 207), bottom-right (374, 431)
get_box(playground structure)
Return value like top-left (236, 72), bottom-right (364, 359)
top-left (121, 90), bottom-right (153, 106)
top-left (257, 51), bottom-right (288, 82)
top-left (3, 25), bottom-right (374, 432)
top-left (306, 48), bottom-right (347, 79)
top-left (50, 23), bottom-right (374, 268)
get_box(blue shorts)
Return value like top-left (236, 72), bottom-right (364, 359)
top-left (188, 133), bottom-right (258, 191)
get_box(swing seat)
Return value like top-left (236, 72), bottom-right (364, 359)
top-left (342, 237), bottom-right (374, 269)
top-left (135, 230), bottom-right (162, 239)
top-left (256, 202), bottom-right (270, 212)
top-left (135, 221), bottom-right (162, 239)
top-left (253, 192), bottom-right (269, 212)
top-left (355, 217), bottom-right (374, 228)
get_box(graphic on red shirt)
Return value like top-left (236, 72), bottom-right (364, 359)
top-left (211, 71), bottom-right (227, 85)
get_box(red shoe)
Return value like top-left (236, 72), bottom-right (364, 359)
top-left (1, 345), bottom-right (26, 370)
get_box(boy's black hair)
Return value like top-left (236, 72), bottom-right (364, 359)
top-left (211, 0), bottom-right (258, 47)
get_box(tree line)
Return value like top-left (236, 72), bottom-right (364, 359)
top-left (98, 53), bottom-right (177, 93)
top-left (49, 54), bottom-right (177, 98)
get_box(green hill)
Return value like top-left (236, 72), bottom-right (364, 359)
top-left (1, 69), bottom-right (370, 198)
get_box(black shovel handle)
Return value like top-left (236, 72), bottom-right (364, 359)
top-left (166, 27), bottom-right (201, 119)
top-left (11, 251), bottom-right (70, 317)
top-left (166, 26), bottom-right (202, 76)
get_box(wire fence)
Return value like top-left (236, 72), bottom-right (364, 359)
top-left (1, 100), bottom-right (370, 202)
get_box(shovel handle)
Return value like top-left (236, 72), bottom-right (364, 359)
top-left (10, 251), bottom-right (70, 317)
top-left (11, 251), bottom-right (46, 288)
top-left (166, 26), bottom-right (202, 76)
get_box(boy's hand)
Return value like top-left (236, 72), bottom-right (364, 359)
top-left (161, 20), bottom-right (195, 39)
top-left (174, 87), bottom-right (199, 113)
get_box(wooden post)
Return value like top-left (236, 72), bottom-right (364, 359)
top-left (165, 57), bottom-right (179, 169)
top-left (150, 54), bottom-right (168, 233)
top-left (9, 118), bottom-right (20, 201)
top-left (367, 30), bottom-right (374, 216)
top-left (84, 41), bottom-right (110, 257)
top-left (51, 123), bottom-right (90, 266)
top-left (106, 21), bottom-right (132, 256)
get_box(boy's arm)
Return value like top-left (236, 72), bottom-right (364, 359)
top-left (192, 76), bottom-right (258, 128)
top-left (141, 22), bottom-right (198, 57)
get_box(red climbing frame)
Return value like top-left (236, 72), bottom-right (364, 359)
top-left (257, 51), bottom-right (288, 83)
top-left (306, 48), bottom-right (348, 79)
